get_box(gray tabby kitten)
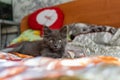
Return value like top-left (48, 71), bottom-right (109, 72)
top-left (9, 26), bottom-right (67, 58)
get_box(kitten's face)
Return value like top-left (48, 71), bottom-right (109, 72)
top-left (43, 26), bottom-right (67, 51)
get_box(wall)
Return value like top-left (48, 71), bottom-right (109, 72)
top-left (0, 0), bottom-right (12, 4)
top-left (12, 0), bottom-right (72, 22)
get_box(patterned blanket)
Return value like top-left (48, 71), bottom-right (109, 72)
top-left (65, 23), bottom-right (120, 58)
top-left (0, 51), bottom-right (120, 80)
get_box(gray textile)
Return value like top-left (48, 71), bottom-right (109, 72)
top-left (65, 23), bottom-right (120, 58)
top-left (0, 48), bottom-right (14, 53)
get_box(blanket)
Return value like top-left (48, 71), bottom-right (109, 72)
top-left (0, 51), bottom-right (120, 80)
top-left (65, 23), bottom-right (120, 58)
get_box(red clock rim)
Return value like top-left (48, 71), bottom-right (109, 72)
top-left (28, 7), bottom-right (64, 35)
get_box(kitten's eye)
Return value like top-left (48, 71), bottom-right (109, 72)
top-left (59, 40), bottom-right (62, 43)
top-left (49, 40), bottom-right (53, 43)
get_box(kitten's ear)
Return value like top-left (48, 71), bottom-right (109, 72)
top-left (60, 26), bottom-right (67, 38)
top-left (43, 26), bottom-right (52, 36)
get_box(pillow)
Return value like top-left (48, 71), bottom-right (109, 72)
top-left (10, 29), bottom-right (43, 45)
top-left (28, 7), bottom-right (64, 36)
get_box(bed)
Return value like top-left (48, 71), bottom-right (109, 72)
top-left (1, 0), bottom-right (120, 79)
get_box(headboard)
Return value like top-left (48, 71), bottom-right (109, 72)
top-left (20, 0), bottom-right (120, 32)
top-left (57, 0), bottom-right (120, 27)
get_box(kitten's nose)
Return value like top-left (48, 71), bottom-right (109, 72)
top-left (54, 44), bottom-right (60, 49)
top-left (54, 45), bottom-right (58, 48)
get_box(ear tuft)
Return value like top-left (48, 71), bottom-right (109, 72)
top-left (43, 26), bottom-right (51, 36)
top-left (60, 26), bottom-right (67, 38)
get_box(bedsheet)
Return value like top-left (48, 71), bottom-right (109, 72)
top-left (0, 51), bottom-right (120, 80)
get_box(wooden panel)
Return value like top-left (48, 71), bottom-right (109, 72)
top-left (56, 0), bottom-right (120, 27)
top-left (20, 15), bottom-right (30, 32)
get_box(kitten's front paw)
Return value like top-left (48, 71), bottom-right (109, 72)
top-left (63, 50), bottom-right (86, 59)
top-left (62, 50), bottom-right (75, 59)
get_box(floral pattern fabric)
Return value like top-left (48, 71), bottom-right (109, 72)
top-left (0, 51), bottom-right (119, 80)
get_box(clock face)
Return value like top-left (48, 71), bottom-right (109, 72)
top-left (28, 7), bottom-right (64, 35)
top-left (36, 9), bottom-right (58, 27)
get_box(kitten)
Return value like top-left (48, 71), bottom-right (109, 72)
top-left (9, 26), bottom-right (67, 58)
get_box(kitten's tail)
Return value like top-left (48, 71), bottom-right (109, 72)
top-left (0, 48), bottom-right (15, 53)
top-left (1, 43), bottom-right (23, 53)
